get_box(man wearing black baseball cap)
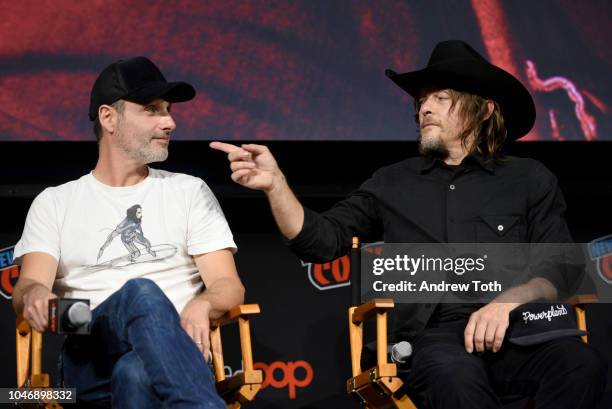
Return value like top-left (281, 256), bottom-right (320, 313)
top-left (13, 57), bottom-right (244, 408)
top-left (213, 40), bottom-right (607, 408)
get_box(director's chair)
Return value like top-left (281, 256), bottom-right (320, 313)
top-left (16, 302), bottom-right (263, 408)
top-left (345, 237), bottom-right (597, 409)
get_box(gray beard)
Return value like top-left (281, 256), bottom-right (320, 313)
top-left (116, 130), bottom-right (169, 164)
top-left (418, 134), bottom-right (449, 159)
top-left (139, 146), bottom-right (169, 164)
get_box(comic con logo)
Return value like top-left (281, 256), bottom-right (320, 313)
top-left (588, 235), bottom-right (612, 284)
top-left (301, 243), bottom-right (383, 290)
top-left (225, 360), bottom-right (313, 399)
top-left (302, 256), bottom-right (351, 290)
top-left (0, 246), bottom-right (19, 299)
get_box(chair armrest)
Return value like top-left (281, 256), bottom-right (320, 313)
top-left (17, 316), bottom-right (32, 335)
top-left (348, 299), bottom-right (395, 378)
top-left (351, 299), bottom-right (395, 325)
top-left (16, 316), bottom-right (32, 388)
top-left (210, 304), bottom-right (260, 328)
top-left (15, 316), bottom-right (49, 388)
top-left (347, 301), bottom-right (418, 409)
top-left (209, 304), bottom-right (262, 405)
top-left (566, 293), bottom-right (597, 344)
top-left (567, 293), bottom-right (598, 306)
top-left (209, 304), bottom-right (260, 379)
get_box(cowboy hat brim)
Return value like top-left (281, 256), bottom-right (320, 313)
top-left (386, 59), bottom-right (536, 141)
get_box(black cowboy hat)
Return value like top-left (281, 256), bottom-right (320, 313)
top-left (386, 40), bottom-right (535, 141)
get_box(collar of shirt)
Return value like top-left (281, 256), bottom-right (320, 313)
top-left (418, 152), bottom-right (496, 175)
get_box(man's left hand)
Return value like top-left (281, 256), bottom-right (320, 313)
top-left (464, 302), bottom-right (519, 353)
top-left (180, 298), bottom-right (212, 361)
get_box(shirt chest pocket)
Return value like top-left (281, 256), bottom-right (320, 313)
top-left (476, 215), bottom-right (525, 243)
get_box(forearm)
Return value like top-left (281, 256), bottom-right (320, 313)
top-left (494, 277), bottom-right (558, 306)
top-left (193, 277), bottom-right (245, 319)
top-left (12, 252), bottom-right (57, 316)
top-left (265, 173), bottom-right (304, 240)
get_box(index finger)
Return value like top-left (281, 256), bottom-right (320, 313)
top-left (209, 141), bottom-right (241, 154)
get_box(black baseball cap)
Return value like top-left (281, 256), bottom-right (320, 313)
top-left (507, 303), bottom-right (587, 346)
top-left (89, 56), bottom-right (196, 121)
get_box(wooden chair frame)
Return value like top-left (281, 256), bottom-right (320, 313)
top-left (210, 304), bottom-right (263, 409)
top-left (16, 304), bottom-right (263, 409)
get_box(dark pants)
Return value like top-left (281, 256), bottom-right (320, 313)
top-left (405, 321), bottom-right (607, 409)
top-left (59, 278), bottom-right (225, 409)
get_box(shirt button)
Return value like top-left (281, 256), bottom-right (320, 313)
top-left (449, 184), bottom-right (456, 190)
top-left (497, 225), bottom-right (504, 231)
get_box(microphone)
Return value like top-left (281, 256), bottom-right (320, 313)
top-left (65, 301), bottom-right (92, 329)
top-left (390, 341), bottom-right (413, 364)
top-left (48, 298), bottom-right (92, 334)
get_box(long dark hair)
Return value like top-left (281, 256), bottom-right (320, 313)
top-left (449, 90), bottom-right (507, 159)
top-left (126, 204), bottom-right (142, 224)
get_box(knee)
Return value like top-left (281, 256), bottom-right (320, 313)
top-left (119, 278), bottom-right (176, 317)
top-left (546, 341), bottom-right (607, 385)
top-left (570, 345), bottom-right (607, 382)
top-left (121, 278), bottom-right (162, 296)
top-left (409, 355), bottom-right (496, 408)
top-left (121, 279), bottom-right (167, 304)
top-left (411, 353), bottom-right (487, 391)
top-left (438, 361), bottom-right (486, 389)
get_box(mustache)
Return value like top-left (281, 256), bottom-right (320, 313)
top-left (420, 120), bottom-right (440, 128)
top-left (152, 131), bottom-right (172, 139)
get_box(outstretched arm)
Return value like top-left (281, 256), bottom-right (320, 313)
top-left (210, 141), bottom-right (304, 240)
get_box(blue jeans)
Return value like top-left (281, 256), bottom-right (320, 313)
top-left (59, 278), bottom-right (225, 409)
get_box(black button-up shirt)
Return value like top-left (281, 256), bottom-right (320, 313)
top-left (287, 153), bottom-right (573, 340)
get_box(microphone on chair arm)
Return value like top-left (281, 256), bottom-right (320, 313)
top-left (48, 298), bottom-right (92, 334)
top-left (390, 341), bottom-right (413, 364)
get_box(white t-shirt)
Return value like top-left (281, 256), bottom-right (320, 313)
top-left (13, 168), bottom-right (236, 313)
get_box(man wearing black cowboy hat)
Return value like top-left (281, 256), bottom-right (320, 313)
top-left (13, 56), bottom-right (244, 408)
top-left (212, 40), bottom-right (607, 408)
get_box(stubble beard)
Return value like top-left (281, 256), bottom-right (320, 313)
top-left (115, 125), bottom-right (169, 164)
